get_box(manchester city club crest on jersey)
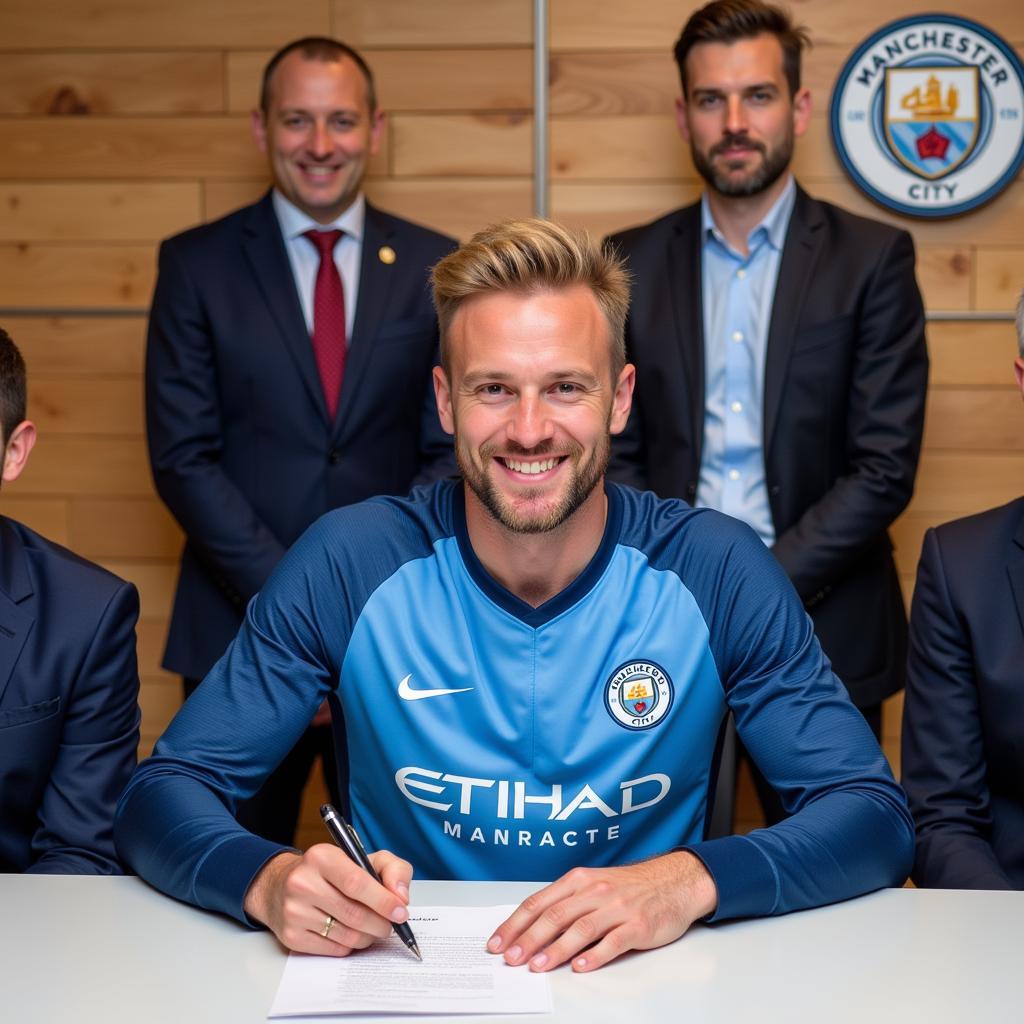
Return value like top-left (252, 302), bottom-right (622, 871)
top-left (604, 660), bottom-right (674, 731)
top-left (831, 16), bottom-right (1024, 217)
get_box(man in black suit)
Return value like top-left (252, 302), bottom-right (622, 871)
top-left (607, 0), bottom-right (927, 826)
top-left (0, 327), bottom-right (140, 873)
top-left (901, 292), bottom-right (1024, 890)
top-left (146, 38), bottom-right (455, 845)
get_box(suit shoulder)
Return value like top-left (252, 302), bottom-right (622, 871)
top-left (605, 202), bottom-right (699, 258)
top-left (2, 517), bottom-right (134, 602)
top-left (805, 193), bottom-right (911, 250)
top-left (370, 206), bottom-right (458, 257)
top-left (929, 497), bottom-right (1024, 561)
top-left (158, 199), bottom-right (259, 258)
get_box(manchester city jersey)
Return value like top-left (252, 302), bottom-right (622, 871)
top-left (116, 480), bottom-right (913, 925)
top-left (340, 485), bottom-right (726, 882)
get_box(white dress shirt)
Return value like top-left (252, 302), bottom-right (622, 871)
top-left (272, 189), bottom-right (365, 342)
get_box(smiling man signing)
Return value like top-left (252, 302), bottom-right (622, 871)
top-left (118, 219), bottom-right (913, 972)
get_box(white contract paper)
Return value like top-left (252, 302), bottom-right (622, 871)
top-left (268, 905), bottom-right (552, 1018)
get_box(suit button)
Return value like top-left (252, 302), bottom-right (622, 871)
top-left (328, 449), bottom-right (340, 465)
top-left (769, 485), bottom-right (780, 496)
top-left (685, 482), bottom-right (697, 497)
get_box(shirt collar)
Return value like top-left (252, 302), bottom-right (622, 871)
top-left (700, 174), bottom-right (796, 254)
top-left (272, 189), bottom-right (366, 244)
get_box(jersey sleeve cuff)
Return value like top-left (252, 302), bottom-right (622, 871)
top-left (685, 835), bottom-right (779, 921)
top-left (193, 832), bottom-right (290, 926)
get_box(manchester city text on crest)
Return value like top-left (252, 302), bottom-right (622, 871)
top-left (604, 660), bottom-right (674, 731)
top-left (830, 16), bottom-right (1024, 218)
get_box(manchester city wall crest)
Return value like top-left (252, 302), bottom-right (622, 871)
top-left (604, 660), bottom-right (674, 731)
top-left (831, 15), bottom-right (1024, 217)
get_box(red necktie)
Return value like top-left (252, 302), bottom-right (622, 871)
top-left (303, 229), bottom-right (346, 419)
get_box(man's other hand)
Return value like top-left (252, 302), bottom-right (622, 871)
top-left (487, 850), bottom-right (717, 972)
top-left (243, 845), bottom-right (413, 955)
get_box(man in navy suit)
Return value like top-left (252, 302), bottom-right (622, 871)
top-left (606, 0), bottom-right (927, 827)
top-left (146, 37), bottom-right (455, 845)
top-left (902, 291), bottom-right (1024, 890)
top-left (0, 327), bottom-right (140, 873)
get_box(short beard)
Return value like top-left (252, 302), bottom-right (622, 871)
top-left (458, 437), bottom-right (609, 535)
top-left (692, 127), bottom-right (793, 198)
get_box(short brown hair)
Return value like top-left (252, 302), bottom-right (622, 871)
top-left (674, 0), bottom-right (810, 98)
top-left (0, 327), bottom-right (27, 443)
top-left (431, 219), bottom-right (630, 378)
top-left (260, 36), bottom-right (377, 115)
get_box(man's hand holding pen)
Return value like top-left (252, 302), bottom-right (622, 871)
top-left (243, 844), bottom-right (413, 957)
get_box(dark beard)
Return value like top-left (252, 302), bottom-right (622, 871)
top-left (691, 129), bottom-right (793, 197)
top-left (458, 437), bottom-right (609, 535)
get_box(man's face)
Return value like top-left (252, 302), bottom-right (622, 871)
top-left (676, 33), bottom-right (810, 198)
top-left (433, 286), bottom-right (633, 535)
top-left (252, 51), bottom-right (383, 223)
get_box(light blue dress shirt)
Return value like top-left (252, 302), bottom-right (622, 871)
top-left (697, 177), bottom-right (796, 547)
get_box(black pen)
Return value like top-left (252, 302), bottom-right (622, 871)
top-left (320, 803), bottom-right (422, 961)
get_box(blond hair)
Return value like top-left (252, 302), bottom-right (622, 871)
top-left (431, 219), bottom-right (630, 376)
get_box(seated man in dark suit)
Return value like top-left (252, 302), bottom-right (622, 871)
top-left (146, 37), bottom-right (456, 845)
top-left (902, 290), bottom-right (1024, 889)
top-left (0, 327), bottom-right (141, 873)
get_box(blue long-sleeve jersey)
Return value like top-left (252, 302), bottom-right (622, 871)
top-left (116, 480), bottom-right (913, 923)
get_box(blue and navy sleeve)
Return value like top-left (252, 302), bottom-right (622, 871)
top-left (675, 512), bottom-right (914, 918)
top-left (114, 499), bottom-right (434, 923)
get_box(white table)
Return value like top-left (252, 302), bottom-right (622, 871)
top-left (2, 876), bottom-right (1021, 1023)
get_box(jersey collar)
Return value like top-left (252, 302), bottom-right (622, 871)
top-left (451, 482), bottom-right (624, 628)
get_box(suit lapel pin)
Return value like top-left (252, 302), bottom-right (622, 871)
top-left (378, 245), bottom-right (396, 265)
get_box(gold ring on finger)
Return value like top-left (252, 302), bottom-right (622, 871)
top-left (321, 914), bottom-right (335, 939)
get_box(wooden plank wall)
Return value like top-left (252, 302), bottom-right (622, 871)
top-left (1, 0), bottom-right (1021, 843)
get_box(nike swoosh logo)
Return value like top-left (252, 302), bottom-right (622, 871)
top-left (397, 674), bottom-right (474, 701)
